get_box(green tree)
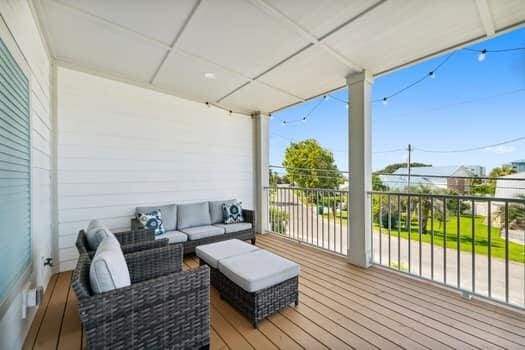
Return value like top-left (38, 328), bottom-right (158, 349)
top-left (378, 162), bottom-right (431, 174)
top-left (476, 165), bottom-right (518, 196)
top-left (372, 173), bottom-right (387, 191)
top-left (283, 139), bottom-right (344, 189)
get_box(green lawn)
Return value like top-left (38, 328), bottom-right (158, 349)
top-left (322, 211), bottom-right (524, 263)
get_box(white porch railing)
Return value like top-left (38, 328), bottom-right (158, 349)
top-left (265, 185), bottom-right (525, 309)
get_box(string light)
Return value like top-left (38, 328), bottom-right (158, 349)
top-left (478, 49), bottom-right (487, 62)
top-left (275, 45), bottom-right (524, 124)
top-left (463, 46), bottom-right (525, 62)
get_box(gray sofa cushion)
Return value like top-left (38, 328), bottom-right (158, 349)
top-left (136, 204), bottom-right (177, 231)
top-left (209, 199), bottom-right (236, 224)
top-left (213, 222), bottom-right (252, 234)
top-left (181, 225), bottom-right (224, 240)
top-left (177, 202), bottom-right (211, 229)
top-left (195, 239), bottom-right (259, 268)
top-left (89, 236), bottom-right (131, 294)
top-left (156, 230), bottom-right (188, 244)
top-left (85, 220), bottom-right (117, 250)
top-left (218, 250), bottom-right (299, 292)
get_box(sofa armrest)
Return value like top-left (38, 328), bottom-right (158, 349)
top-left (114, 228), bottom-right (155, 245)
top-left (121, 238), bottom-right (168, 255)
top-left (130, 218), bottom-right (144, 232)
top-left (125, 244), bottom-right (183, 283)
top-left (243, 209), bottom-right (256, 227)
top-left (78, 266), bottom-right (210, 349)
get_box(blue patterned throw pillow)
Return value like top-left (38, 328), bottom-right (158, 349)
top-left (222, 202), bottom-right (244, 224)
top-left (136, 210), bottom-right (165, 236)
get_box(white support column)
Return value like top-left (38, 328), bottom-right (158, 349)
top-left (347, 71), bottom-right (373, 268)
top-left (254, 112), bottom-right (269, 233)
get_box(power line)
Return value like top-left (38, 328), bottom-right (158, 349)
top-left (415, 136), bottom-right (525, 153)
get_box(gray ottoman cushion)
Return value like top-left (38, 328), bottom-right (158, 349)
top-left (177, 202), bottom-right (211, 229)
top-left (156, 230), bottom-right (187, 244)
top-left (213, 222), bottom-right (252, 233)
top-left (196, 239), bottom-right (259, 268)
top-left (209, 199), bottom-right (236, 224)
top-left (136, 204), bottom-right (177, 231)
top-left (89, 236), bottom-right (131, 294)
top-left (218, 250), bottom-right (300, 292)
top-left (181, 225), bottom-right (224, 240)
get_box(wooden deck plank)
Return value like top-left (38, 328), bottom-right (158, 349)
top-left (259, 234), bottom-right (525, 327)
top-left (210, 305), bottom-right (254, 349)
top-left (57, 274), bottom-right (82, 350)
top-left (210, 328), bottom-right (228, 350)
top-left (22, 274), bottom-right (58, 350)
top-left (210, 289), bottom-right (278, 350)
top-left (23, 234), bottom-right (525, 350)
top-left (33, 271), bottom-right (71, 350)
top-left (257, 238), bottom-right (524, 349)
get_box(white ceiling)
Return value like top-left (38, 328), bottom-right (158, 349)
top-left (34, 0), bottom-right (525, 115)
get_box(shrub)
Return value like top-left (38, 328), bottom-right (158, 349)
top-left (270, 207), bottom-right (289, 234)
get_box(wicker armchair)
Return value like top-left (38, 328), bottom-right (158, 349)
top-left (76, 228), bottom-right (166, 258)
top-left (72, 244), bottom-right (211, 349)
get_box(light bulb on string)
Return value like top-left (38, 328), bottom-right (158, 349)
top-left (382, 97), bottom-right (389, 105)
top-left (478, 49), bottom-right (487, 62)
top-left (282, 120), bottom-right (287, 126)
top-left (429, 71), bottom-right (436, 79)
top-left (302, 117), bottom-right (307, 123)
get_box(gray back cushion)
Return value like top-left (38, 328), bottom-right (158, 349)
top-left (86, 220), bottom-right (117, 250)
top-left (89, 236), bottom-right (131, 294)
top-left (209, 199), bottom-right (236, 224)
top-left (177, 202), bottom-right (211, 229)
top-left (136, 204), bottom-right (177, 231)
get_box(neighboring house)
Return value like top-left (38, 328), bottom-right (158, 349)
top-left (466, 165), bottom-right (486, 177)
top-left (380, 166), bottom-right (474, 193)
top-left (511, 160), bottom-right (525, 173)
top-left (494, 172), bottom-right (525, 198)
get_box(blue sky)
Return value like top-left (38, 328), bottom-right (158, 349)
top-left (270, 28), bottom-right (525, 173)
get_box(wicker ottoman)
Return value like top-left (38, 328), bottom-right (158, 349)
top-left (196, 239), bottom-right (299, 327)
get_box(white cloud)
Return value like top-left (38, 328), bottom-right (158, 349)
top-left (483, 145), bottom-right (516, 154)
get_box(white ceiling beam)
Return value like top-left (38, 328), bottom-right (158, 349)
top-left (247, 0), bottom-right (362, 71)
top-left (50, 0), bottom-right (172, 50)
top-left (48, 0), bottom-right (303, 103)
top-left (475, 0), bottom-right (496, 37)
top-left (150, 0), bottom-right (202, 84)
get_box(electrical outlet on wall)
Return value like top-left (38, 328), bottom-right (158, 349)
top-left (21, 287), bottom-right (43, 319)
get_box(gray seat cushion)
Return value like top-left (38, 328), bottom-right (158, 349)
top-left (213, 222), bottom-right (252, 234)
top-left (218, 250), bottom-right (300, 292)
top-left (196, 239), bottom-right (259, 268)
top-left (155, 230), bottom-right (187, 244)
top-left (85, 220), bottom-right (117, 250)
top-left (181, 225), bottom-right (224, 240)
top-left (89, 236), bottom-right (131, 294)
top-left (136, 204), bottom-right (177, 231)
top-left (209, 199), bottom-right (236, 224)
top-left (177, 202), bottom-right (211, 229)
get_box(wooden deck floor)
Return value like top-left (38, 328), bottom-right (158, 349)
top-left (23, 233), bottom-right (525, 350)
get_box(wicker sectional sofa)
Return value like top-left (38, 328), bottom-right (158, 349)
top-left (131, 200), bottom-right (256, 255)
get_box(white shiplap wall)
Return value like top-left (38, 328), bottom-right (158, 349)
top-left (57, 67), bottom-right (255, 270)
top-left (0, 0), bottom-right (54, 349)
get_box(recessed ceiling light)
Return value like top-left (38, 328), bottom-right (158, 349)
top-left (204, 72), bottom-right (216, 79)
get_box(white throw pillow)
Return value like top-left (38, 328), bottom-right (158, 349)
top-left (89, 236), bottom-right (131, 294)
top-left (85, 219), bottom-right (116, 250)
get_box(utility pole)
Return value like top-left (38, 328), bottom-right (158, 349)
top-left (407, 144), bottom-right (412, 188)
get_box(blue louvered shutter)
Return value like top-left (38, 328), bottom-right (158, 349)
top-left (0, 36), bottom-right (31, 305)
